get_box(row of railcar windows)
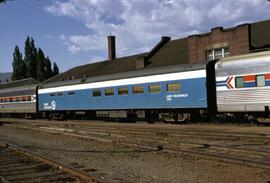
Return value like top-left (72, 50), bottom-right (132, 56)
top-left (93, 83), bottom-right (181, 97)
top-left (0, 96), bottom-right (32, 103)
top-left (235, 75), bottom-right (266, 88)
top-left (49, 83), bottom-right (181, 98)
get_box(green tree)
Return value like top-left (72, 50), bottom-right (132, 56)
top-left (20, 59), bottom-right (27, 79)
top-left (11, 36), bottom-right (59, 81)
top-left (45, 56), bottom-right (53, 79)
top-left (24, 37), bottom-right (37, 79)
top-left (36, 48), bottom-right (46, 81)
top-left (52, 62), bottom-right (59, 76)
top-left (12, 45), bottom-right (25, 81)
top-left (1, 0), bottom-right (16, 4)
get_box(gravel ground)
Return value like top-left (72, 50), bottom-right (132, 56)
top-left (0, 124), bottom-right (270, 183)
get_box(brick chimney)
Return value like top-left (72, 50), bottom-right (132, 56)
top-left (108, 35), bottom-right (116, 61)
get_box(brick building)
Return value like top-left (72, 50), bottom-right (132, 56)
top-left (188, 19), bottom-right (270, 64)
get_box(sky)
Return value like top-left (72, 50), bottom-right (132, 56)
top-left (1, 0), bottom-right (270, 73)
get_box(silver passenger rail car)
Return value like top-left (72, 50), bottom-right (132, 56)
top-left (0, 78), bottom-right (39, 118)
top-left (215, 50), bottom-right (270, 120)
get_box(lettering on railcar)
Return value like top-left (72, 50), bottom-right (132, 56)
top-left (166, 93), bottom-right (188, 101)
top-left (44, 101), bottom-right (56, 110)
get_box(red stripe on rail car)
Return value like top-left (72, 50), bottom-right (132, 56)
top-left (265, 73), bottom-right (270, 80)
top-left (244, 75), bottom-right (255, 82)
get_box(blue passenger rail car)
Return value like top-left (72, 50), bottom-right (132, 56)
top-left (38, 64), bottom-right (207, 121)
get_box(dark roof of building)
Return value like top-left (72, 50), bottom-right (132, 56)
top-left (0, 78), bottom-right (38, 90)
top-left (251, 19), bottom-right (270, 50)
top-left (42, 38), bottom-right (188, 85)
top-left (147, 38), bottom-right (188, 68)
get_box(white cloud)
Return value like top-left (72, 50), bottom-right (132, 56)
top-left (46, 0), bottom-right (270, 59)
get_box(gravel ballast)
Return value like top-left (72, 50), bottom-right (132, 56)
top-left (0, 123), bottom-right (270, 183)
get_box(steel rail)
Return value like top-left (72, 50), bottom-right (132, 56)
top-left (0, 140), bottom-right (107, 183)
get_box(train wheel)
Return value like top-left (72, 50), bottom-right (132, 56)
top-left (255, 117), bottom-right (270, 125)
top-left (175, 113), bottom-right (190, 124)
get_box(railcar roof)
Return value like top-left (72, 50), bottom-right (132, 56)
top-left (217, 50), bottom-right (270, 63)
top-left (40, 63), bottom-right (205, 89)
top-left (0, 78), bottom-right (38, 90)
top-left (215, 50), bottom-right (270, 77)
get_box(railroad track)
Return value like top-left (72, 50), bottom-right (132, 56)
top-left (0, 140), bottom-right (106, 183)
top-left (3, 122), bottom-right (270, 171)
top-left (60, 126), bottom-right (270, 169)
top-left (2, 119), bottom-right (270, 143)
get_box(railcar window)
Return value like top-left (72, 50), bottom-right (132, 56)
top-left (256, 75), bottom-right (265, 87)
top-left (68, 91), bottom-right (75, 96)
top-left (93, 89), bottom-right (101, 97)
top-left (50, 93), bottom-right (55, 97)
top-left (118, 87), bottom-right (128, 95)
top-left (105, 88), bottom-right (114, 96)
top-left (132, 86), bottom-right (144, 94)
top-left (167, 83), bottom-right (181, 92)
top-left (149, 84), bottom-right (161, 93)
top-left (57, 93), bottom-right (63, 96)
top-left (235, 77), bottom-right (244, 88)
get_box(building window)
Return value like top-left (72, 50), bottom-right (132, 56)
top-left (206, 47), bottom-right (230, 61)
top-left (149, 84), bottom-right (161, 93)
top-left (132, 86), bottom-right (144, 94)
top-left (105, 88), bottom-right (114, 96)
top-left (68, 76), bottom-right (75, 80)
top-left (118, 87), bottom-right (128, 95)
top-left (256, 75), bottom-right (265, 87)
top-left (167, 83), bottom-right (181, 92)
top-left (235, 77), bottom-right (244, 88)
top-left (92, 89), bottom-right (101, 97)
